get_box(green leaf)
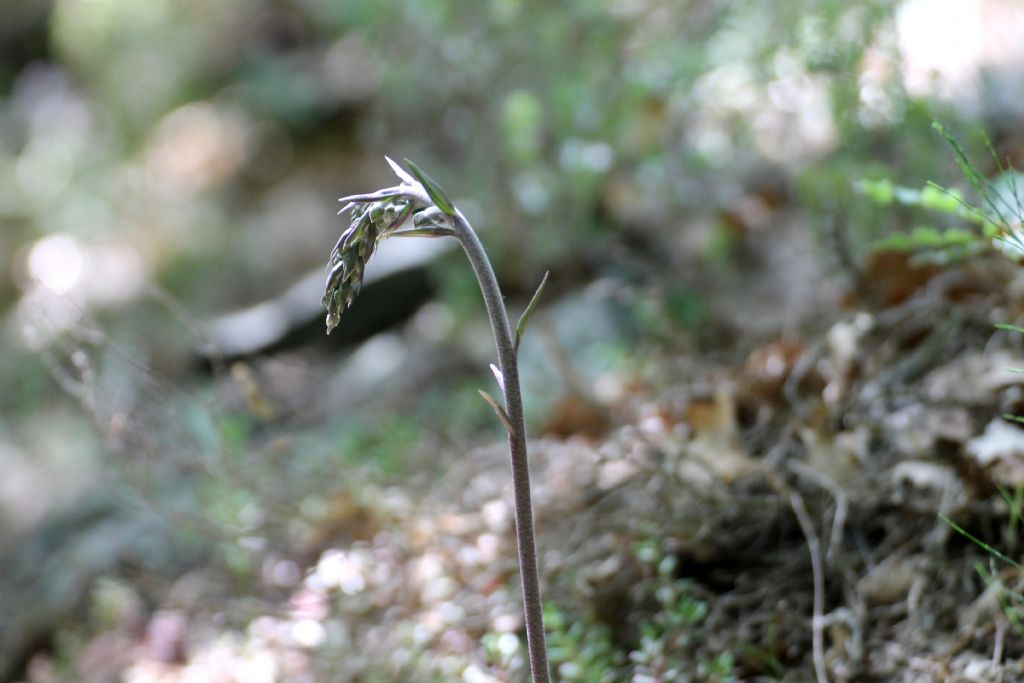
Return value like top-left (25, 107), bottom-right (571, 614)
top-left (939, 512), bottom-right (1023, 570)
top-left (405, 158), bottom-right (456, 217)
top-left (873, 233), bottom-right (913, 252)
top-left (941, 228), bottom-right (975, 245)
top-left (996, 323), bottom-right (1024, 334)
top-left (909, 226), bottom-right (942, 247)
top-left (515, 270), bottom-right (550, 351)
top-left (920, 184), bottom-right (962, 215)
top-left (856, 178), bottom-right (894, 205)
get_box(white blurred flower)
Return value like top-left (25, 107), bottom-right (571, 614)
top-left (316, 549), bottom-right (367, 595)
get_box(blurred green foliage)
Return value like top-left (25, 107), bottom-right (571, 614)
top-left (544, 603), bottom-right (625, 682)
top-left (529, 541), bottom-right (740, 681)
top-left (316, 0), bottom-right (921, 275)
top-left (335, 413), bottom-right (422, 474)
top-left (1, 0), bottom-right (999, 585)
top-left (2, 0), bottom-right (1021, 678)
top-left (860, 125), bottom-right (1024, 265)
top-left (1, 0), bottom-right (989, 336)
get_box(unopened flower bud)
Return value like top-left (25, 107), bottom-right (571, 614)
top-left (369, 203), bottom-right (385, 225)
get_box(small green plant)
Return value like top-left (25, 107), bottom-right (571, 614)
top-left (629, 542), bottom-right (738, 683)
top-left (322, 158), bottom-right (552, 682)
top-left (858, 123), bottom-right (1024, 265)
top-left (544, 604), bottom-right (625, 682)
top-left (856, 178), bottom-right (992, 265)
top-left (932, 122), bottom-right (1024, 256)
top-left (926, 122), bottom-right (1024, 640)
top-left (941, 510), bottom-right (1024, 637)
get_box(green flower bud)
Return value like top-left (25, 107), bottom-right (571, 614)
top-left (369, 203), bottom-right (386, 225)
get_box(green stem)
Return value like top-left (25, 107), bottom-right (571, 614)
top-left (450, 209), bottom-right (551, 683)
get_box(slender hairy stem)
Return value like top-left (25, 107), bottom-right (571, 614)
top-left (450, 209), bottom-right (551, 683)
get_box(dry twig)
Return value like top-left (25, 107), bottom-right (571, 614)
top-left (790, 490), bottom-right (829, 683)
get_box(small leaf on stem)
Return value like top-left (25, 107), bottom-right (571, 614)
top-left (489, 363), bottom-right (505, 392)
top-left (478, 389), bottom-right (514, 434)
top-left (385, 156), bottom-right (418, 186)
top-left (339, 188), bottom-right (404, 203)
top-left (405, 159), bottom-right (456, 217)
top-left (515, 271), bottom-right (550, 351)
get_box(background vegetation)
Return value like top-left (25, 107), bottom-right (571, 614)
top-left (3, 1), bottom-right (1024, 681)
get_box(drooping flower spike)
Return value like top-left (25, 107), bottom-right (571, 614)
top-left (321, 158), bottom-right (552, 682)
top-left (322, 157), bottom-right (447, 334)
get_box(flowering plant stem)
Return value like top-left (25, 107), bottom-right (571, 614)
top-left (450, 209), bottom-right (551, 683)
top-left (322, 159), bottom-right (550, 683)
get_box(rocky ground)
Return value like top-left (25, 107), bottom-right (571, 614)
top-left (5, 204), bottom-right (1024, 683)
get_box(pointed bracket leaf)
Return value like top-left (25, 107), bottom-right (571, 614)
top-left (478, 389), bottom-right (514, 434)
top-left (385, 155), bottom-right (418, 186)
top-left (339, 187), bottom-right (404, 203)
top-left (489, 363), bottom-right (505, 393)
top-left (515, 271), bottom-right (550, 352)
top-left (405, 158), bottom-right (456, 217)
